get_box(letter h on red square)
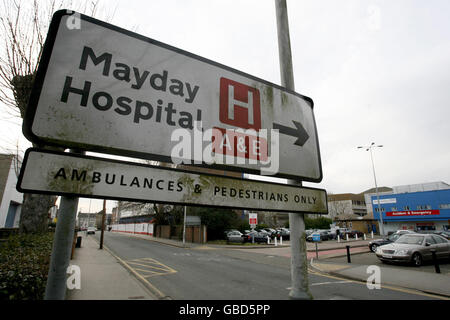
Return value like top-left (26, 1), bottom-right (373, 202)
top-left (219, 77), bottom-right (261, 130)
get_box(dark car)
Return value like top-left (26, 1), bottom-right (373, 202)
top-left (346, 230), bottom-right (364, 238)
top-left (368, 230), bottom-right (415, 252)
top-left (276, 228), bottom-right (290, 240)
top-left (437, 230), bottom-right (450, 240)
top-left (256, 229), bottom-right (272, 239)
top-left (262, 228), bottom-right (280, 239)
top-left (243, 231), bottom-right (270, 244)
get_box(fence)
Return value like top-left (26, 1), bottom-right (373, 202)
top-left (111, 222), bottom-right (154, 236)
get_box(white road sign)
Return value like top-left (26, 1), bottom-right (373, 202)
top-left (249, 213), bottom-right (258, 227)
top-left (17, 149), bottom-right (328, 214)
top-left (24, 10), bottom-right (322, 182)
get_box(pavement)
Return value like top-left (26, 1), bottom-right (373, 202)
top-left (309, 259), bottom-right (450, 298)
top-left (66, 231), bottom-right (450, 299)
top-left (66, 233), bottom-right (157, 300)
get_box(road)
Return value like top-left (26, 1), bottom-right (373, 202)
top-left (325, 250), bottom-right (450, 274)
top-left (96, 232), bottom-right (439, 300)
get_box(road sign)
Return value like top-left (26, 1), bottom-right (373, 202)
top-left (17, 149), bottom-right (328, 214)
top-left (312, 234), bottom-right (321, 242)
top-left (23, 10), bottom-right (322, 182)
top-left (249, 213), bottom-right (258, 227)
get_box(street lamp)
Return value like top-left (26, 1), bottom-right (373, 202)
top-left (357, 142), bottom-right (385, 236)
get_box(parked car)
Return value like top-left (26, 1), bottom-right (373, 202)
top-left (437, 230), bottom-right (450, 240)
top-left (416, 230), bottom-right (450, 240)
top-left (321, 230), bottom-right (334, 240)
top-left (306, 231), bottom-right (332, 242)
top-left (243, 231), bottom-right (270, 244)
top-left (368, 230), bottom-right (414, 252)
top-left (335, 228), bottom-right (349, 238)
top-left (256, 229), bottom-right (272, 239)
top-left (375, 233), bottom-right (450, 266)
top-left (345, 230), bottom-right (364, 238)
top-left (276, 228), bottom-right (290, 240)
top-left (87, 227), bottom-right (96, 234)
top-left (262, 228), bottom-right (279, 239)
top-left (226, 231), bottom-right (244, 243)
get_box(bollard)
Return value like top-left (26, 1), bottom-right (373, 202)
top-left (355, 234), bottom-right (358, 240)
top-left (364, 234), bottom-right (367, 241)
top-left (267, 236), bottom-right (270, 245)
top-left (337, 235), bottom-right (340, 243)
top-left (346, 245), bottom-right (351, 263)
top-left (371, 231), bottom-right (374, 239)
top-left (280, 236), bottom-right (283, 245)
top-left (431, 250), bottom-right (441, 273)
top-left (346, 234), bottom-right (349, 241)
top-left (275, 237), bottom-right (278, 246)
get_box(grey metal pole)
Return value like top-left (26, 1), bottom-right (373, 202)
top-left (100, 199), bottom-right (106, 249)
top-left (369, 147), bottom-right (385, 236)
top-left (44, 196), bottom-right (79, 299)
top-left (275, 0), bottom-right (312, 300)
top-left (44, 150), bottom-right (81, 300)
top-left (183, 206), bottom-right (187, 246)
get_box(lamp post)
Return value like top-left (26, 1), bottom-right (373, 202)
top-left (358, 143), bottom-right (385, 236)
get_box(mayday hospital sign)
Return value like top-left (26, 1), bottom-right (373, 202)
top-left (23, 10), bottom-right (322, 182)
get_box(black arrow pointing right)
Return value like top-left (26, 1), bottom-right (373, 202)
top-left (273, 121), bottom-right (309, 147)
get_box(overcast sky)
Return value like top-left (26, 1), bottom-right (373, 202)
top-left (1, 0), bottom-right (449, 213)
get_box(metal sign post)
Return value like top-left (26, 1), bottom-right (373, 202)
top-left (275, 0), bottom-right (313, 300)
top-left (44, 150), bottom-right (81, 300)
top-left (183, 206), bottom-right (187, 246)
top-left (100, 199), bottom-right (106, 249)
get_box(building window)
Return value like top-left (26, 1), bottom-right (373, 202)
top-left (403, 206), bottom-right (410, 210)
top-left (391, 207), bottom-right (397, 211)
top-left (375, 207), bottom-right (385, 212)
top-left (439, 203), bottom-right (450, 209)
top-left (417, 205), bottom-right (431, 210)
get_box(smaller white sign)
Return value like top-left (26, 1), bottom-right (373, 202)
top-left (249, 213), bottom-right (258, 227)
top-left (17, 149), bottom-right (328, 214)
top-left (373, 198), bottom-right (397, 205)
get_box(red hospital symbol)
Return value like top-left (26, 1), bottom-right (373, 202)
top-left (219, 77), bottom-right (261, 130)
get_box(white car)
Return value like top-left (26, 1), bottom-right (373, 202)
top-left (87, 227), bottom-right (96, 234)
top-left (226, 231), bottom-right (244, 243)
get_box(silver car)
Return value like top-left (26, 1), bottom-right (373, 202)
top-left (226, 231), bottom-right (244, 243)
top-left (375, 233), bottom-right (450, 266)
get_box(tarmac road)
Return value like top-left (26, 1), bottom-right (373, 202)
top-left (96, 232), bottom-right (441, 300)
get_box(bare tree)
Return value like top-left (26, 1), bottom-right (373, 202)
top-left (0, 0), bottom-right (113, 233)
top-left (327, 194), bottom-right (352, 221)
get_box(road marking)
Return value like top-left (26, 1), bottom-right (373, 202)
top-left (127, 258), bottom-right (177, 278)
top-left (127, 261), bottom-right (173, 272)
top-left (287, 280), bottom-right (352, 290)
top-left (101, 244), bottom-right (169, 299)
top-left (311, 280), bottom-right (352, 286)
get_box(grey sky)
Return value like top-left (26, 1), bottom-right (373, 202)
top-left (1, 0), bottom-right (449, 213)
